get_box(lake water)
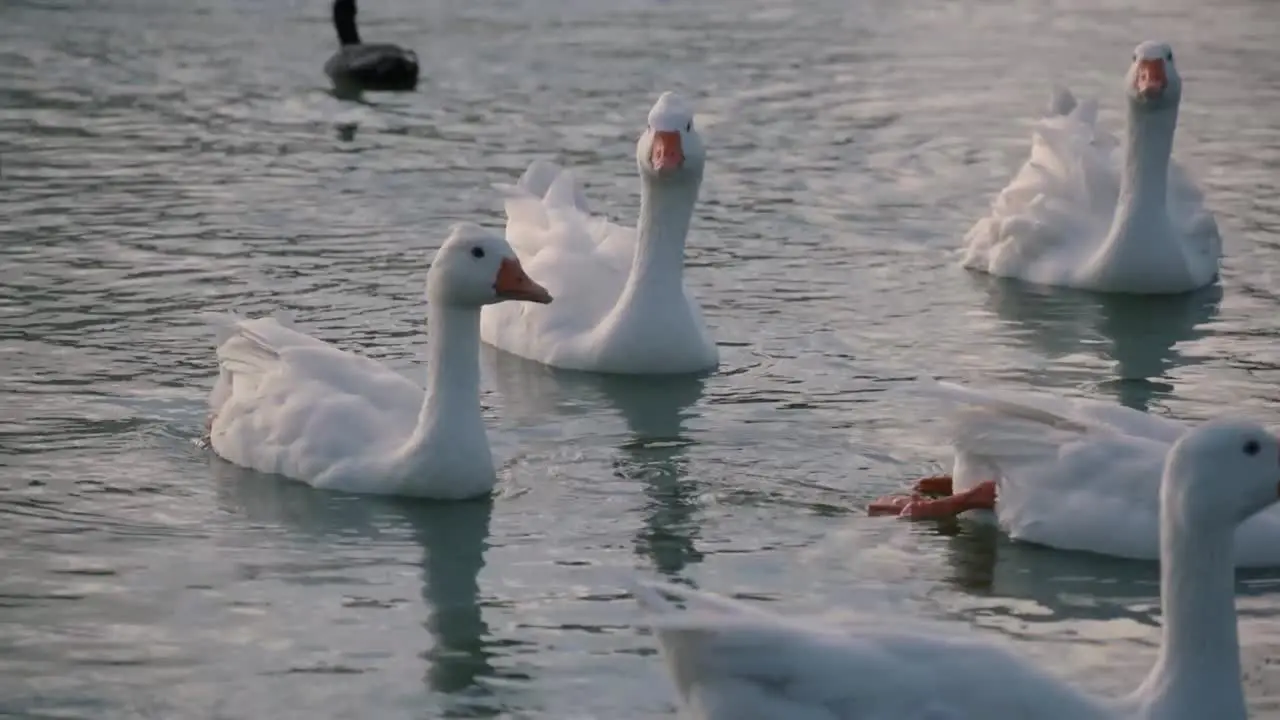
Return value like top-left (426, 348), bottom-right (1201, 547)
top-left (3, 0), bottom-right (1280, 716)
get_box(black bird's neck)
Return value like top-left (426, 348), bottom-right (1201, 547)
top-left (333, 0), bottom-right (361, 46)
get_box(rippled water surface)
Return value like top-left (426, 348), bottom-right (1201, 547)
top-left (4, 0), bottom-right (1280, 716)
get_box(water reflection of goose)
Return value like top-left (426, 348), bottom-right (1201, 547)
top-left (209, 458), bottom-right (513, 711)
top-left (937, 526), bottom-right (1280, 631)
top-left (483, 348), bottom-right (707, 576)
top-left (406, 499), bottom-right (495, 696)
top-left (1091, 285), bottom-right (1221, 410)
top-left (599, 373), bottom-right (707, 576)
top-left (975, 275), bottom-right (1221, 412)
top-left (940, 527), bottom-right (1164, 626)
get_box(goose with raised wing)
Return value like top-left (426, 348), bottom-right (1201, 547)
top-left (962, 41), bottom-right (1220, 294)
top-left (638, 419), bottom-right (1280, 719)
top-left (479, 92), bottom-right (718, 375)
top-left (868, 379), bottom-right (1280, 567)
top-left (205, 223), bottom-right (550, 499)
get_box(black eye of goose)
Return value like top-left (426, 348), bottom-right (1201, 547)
top-left (471, 246), bottom-right (485, 259)
top-left (1244, 439), bottom-right (1261, 456)
top-left (1166, 50), bottom-right (1173, 61)
top-left (686, 120), bottom-right (692, 132)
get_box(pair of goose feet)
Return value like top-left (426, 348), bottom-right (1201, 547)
top-left (867, 476), bottom-right (997, 519)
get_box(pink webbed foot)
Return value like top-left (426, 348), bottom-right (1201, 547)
top-left (868, 481), bottom-right (996, 520)
top-left (899, 480), bottom-right (996, 519)
top-left (912, 474), bottom-right (954, 497)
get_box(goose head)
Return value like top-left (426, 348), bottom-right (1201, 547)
top-left (1164, 419), bottom-right (1280, 528)
top-left (427, 223), bottom-right (552, 307)
top-left (636, 92), bottom-right (705, 183)
top-left (1126, 41), bottom-right (1182, 112)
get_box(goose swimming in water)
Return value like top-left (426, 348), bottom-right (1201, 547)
top-left (323, 0), bottom-right (419, 93)
top-left (960, 41), bottom-right (1220, 294)
top-left (479, 92), bottom-right (719, 375)
top-left (637, 418), bottom-right (1280, 720)
top-left (204, 223), bottom-right (551, 499)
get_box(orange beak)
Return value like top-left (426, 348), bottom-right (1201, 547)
top-left (650, 130), bottom-right (684, 172)
top-left (493, 257), bottom-right (552, 304)
top-left (1135, 58), bottom-right (1167, 98)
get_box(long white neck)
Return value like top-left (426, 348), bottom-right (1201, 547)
top-left (423, 302), bottom-right (483, 422)
top-left (1132, 491), bottom-right (1246, 718)
top-left (1095, 102), bottom-right (1178, 262)
top-left (1118, 101), bottom-right (1177, 219)
top-left (611, 171), bottom-right (701, 320)
top-left (395, 302), bottom-right (489, 474)
top-left (1086, 100), bottom-right (1193, 292)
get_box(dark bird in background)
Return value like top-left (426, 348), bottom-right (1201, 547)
top-left (323, 0), bottom-right (419, 92)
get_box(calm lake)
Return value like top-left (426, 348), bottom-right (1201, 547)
top-left (2, 0), bottom-right (1280, 716)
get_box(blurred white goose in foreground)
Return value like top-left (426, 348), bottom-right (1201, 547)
top-left (324, 0), bottom-right (420, 92)
top-left (205, 224), bottom-right (551, 498)
top-left (637, 419), bottom-right (1279, 719)
top-left (867, 380), bottom-right (1280, 567)
top-left (479, 92), bottom-right (718, 375)
top-left (962, 41), bottom-right (1220, 294)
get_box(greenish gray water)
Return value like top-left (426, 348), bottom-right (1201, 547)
top-left (3, 0), bottom-right (1280, 717)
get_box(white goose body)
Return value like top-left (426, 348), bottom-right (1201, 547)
top-left (962, 41), bottom-right (1220, 294)
top-left (914, 379), bottom-right (1280, 567)
top-left (205, 224), bottom-right (551, 499)
top-left (479, 92), bottom-right (718, 375)
top-left (636, 419), bottom-right (1280, 720)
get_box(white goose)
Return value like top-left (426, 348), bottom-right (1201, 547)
top-left (636, 418), bottom-right (1280, 720)
top-left (479, 91), bottom-right (718, 375)
top-left (868, 380), bottom-right (1280, 567)
top-left (962, 41), bottom-right (1220, 294)
top-left (205, 223), bottom-right (551, 499)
